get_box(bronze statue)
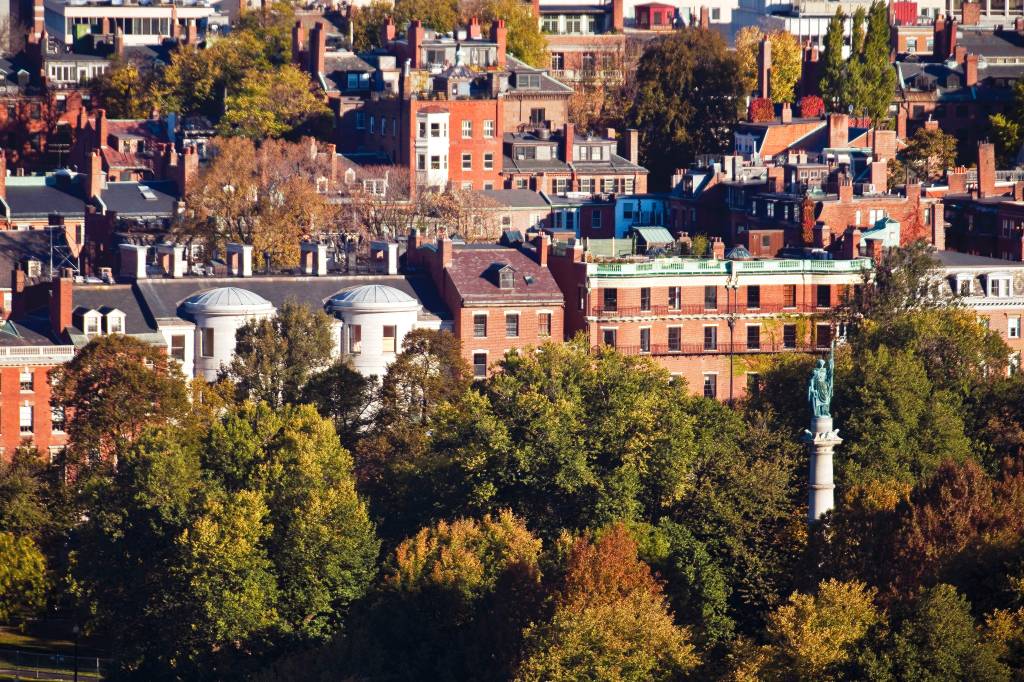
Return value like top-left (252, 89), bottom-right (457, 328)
top-left (808, 341), bottom-right (835, 419)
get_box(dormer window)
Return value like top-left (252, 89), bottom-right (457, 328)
top-left (988, 274), bottom-right (1013, 298)
top-left (498, 265), bottom-right (516, 289)
top-left (82, 311), bottom-right (101, 337)
top-left (955, 274), bottom-right (973, 296)
top-left (103, 309), bottom-right (126, 335)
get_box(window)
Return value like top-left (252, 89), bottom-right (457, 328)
top-left (538, 312), bottom-right (552, 337)
top-left (703, 325), bottom-right (718, 351)
top-left (602, 329), bottom-right (617, 348)
top-left (746, 325), bottom-right (761, 350)
top-left (369, 115), bottom-right (375, 134)
top-left (19, 369), bottom-right (33, 392)
top-left (473, 352), bottom-right (488, 378)
top-left (704, 286), bottom-right (717, 310)
top-left (1010, 317), bottom-right (1021, 339)
top-left (430, 122), bottom-right (442, 137)
top-left (417, 154), bottom-right (426, 171)
top-left (19, 405), bottom-right (32, 434)
top-left (550, 52), bottom-right (564, 70)
top-left (762, 235), bottom-right (772, 249)
top-left (783, 324), bottom-right (797, 349)
top-left (107, 314), bottom-right (124, 334)
top-left (591, 211), bottom-right (602, 229)
top-left (462, 152), bottom-right (472, 171)
top-left (484, 120), bottom-right (495, 138)
top-left (84, 315), bottom-right (100, 336)
top-left (816, 284), bottom-right (831, 308)
top-left (483, 153), bottom-right (494, 170)
top-left (418, 121), bottom-right (427, 138)
top-left (958, 277), bottom-right (972, 295)
top-left (784, 285), bottom-right (797, 308)
top-left (816, 324), bottom-right (832, 349)
top-left (668, 327), bottom-right (681, 352)
top-left (669, 287), bottom-right (681, 310)
top-left (530, 108), bottom-right (546, 125)
top-left (554, 178), bottom-right (568, 194)
top-left (640, 328), bottom-right (651, 353)
top-left (506, 313), bottom-right (520, 337)
top-left (640, 287), bottom-right (651, 312)
top-left (602, 178), bottom-right (616, 194)
top-left (382, 325), bottom-right (397, 353)
top-left (474, 314), bottom-right (487, 338)
top-left (747, 285), bottom-right (760, 309)
top-left (51, 405), bottom-right (65, 433)
top-left (201, 328), bottom-right (215, 358)
top-left (348, 325), bottom-right (362, 354)
top-left (566, 15), bottom-right (582, 33)
top-left (431, 155), bottom-right (443, 170)
top-left (462, 120), bottom-right (472, 139)
top-left (603, 288), bottom-right (617, 312)
top-left (703, 374), bottom-right (717, 399)
top-left (170, 335), bottom-right (186, 361)
top-left (991, 277), bottom-right (1012, 297)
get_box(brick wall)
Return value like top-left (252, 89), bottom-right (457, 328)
top-left (0, 364), bottom-right (67, 461)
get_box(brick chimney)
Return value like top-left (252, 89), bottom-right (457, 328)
top-left (711, 237), bottom-right (725, 259)
top-left (612, 0), bottom-right (624, 31)
top-left (536, 232), bottom-right (549, 267)
top-left (758, 37), bottom-right (771, 100)
top-left (291, 21), bottom-right (306, 65)
top-left (492, 19), bottom-right (507, 68)
top-left (837, 174), bottom-right (853, 203)
top-left (619, 129), bottom-right (639, 165)
top-left (468, 15), bottom-right (482, 39)
top-left (961, 0), bottom-right (980, 25)
top-left (88, 148), bottom-right (104, 200)
top-left (954, 44), bottom-right (967, 63)
top-left (185, 19), bottom-right (197, 45)
top-left (843, 228), bottom-right (862, 259)
top-left (699, 5), bottom-right (709, 29)
top-left (410, 20), bottom-right (425, 69)
top-left (171, 3), bottom-right (180, 38)
top-left (814, 222), bottom-right (832, 248)
top-left (563, 122), bottom-right (574, 163)
top-left (828, 113), bottom-right (848, 149)
top-left (176, 145), bottom-right (198, 195)
top-left (931, 202), bottom-right (945, 250)
top-left (32, 0), bottom-right (43, 37)
top-left (438, 236), bottom-right (453, 268)
top-left (947, 166), bottom-right (968, 193)
top-left (113, 28), bottom-right (124, 57)
top-left (1015, 180), bottom-right (1024, 201)
top-left (781, 102), bottom-right (792, 123)
top-left (95, 108), bottom-right (108, 148)
top-left (9, 270), bottom-right (25, 320)
top-left (965, 53), bottom-right (979, 87)
top-left (381, 16), bottom-right (396, 44)
top-left (870, 160), bottom-right (887, 191)
top-left (49, 272), bottom-right (73, 337)
top-left (978, 142), bottom-right (996, 198)
top-left (872, 129), bottom-right (897, 162)
top-left (310, 21), bottom-right (327, 74)
top-left (905, 181), bottom-right (921, 205)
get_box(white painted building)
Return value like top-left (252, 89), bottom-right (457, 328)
top-left (328, 284), bottom-right (428, 377)
top-left (183, 286), bottom-right (276, 381)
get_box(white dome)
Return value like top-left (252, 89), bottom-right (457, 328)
top-left (328, 285), bottom-right (420, 313)
top-left (184, 287), bottom-right (275, 315)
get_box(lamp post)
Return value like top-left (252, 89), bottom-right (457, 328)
top-left (72, 625), bottom-right (79, 682)
top-left (725, 279), bottom-right (739, 405)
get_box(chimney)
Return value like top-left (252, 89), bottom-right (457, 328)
top-left (869, 160), bottom-right (887, 191)
top-left (438, 236), bottom-right (453, 268)
top-left (300, 240), bottom-right (328, 275)
top-left (758, 37), bottom-right (772, 100)
top-left (961, 0), bottom-right (980, 25)
top-left (712, 237), bottom-right (725, 259)
top-left (32, 0), bottom-right (43, 37)
top-left (49, 272), bottom-right (73, 337)
top-left (868, 238), bottom-right (884, 262)
top-left (381, 16), bottom-right (396, 44)
top-left (931, 202), bottom-right (945, 250)
top-left (113, 28), bottom-right (124, 57)
top-left (0, 150), bottom-right (6, 200)
top-left (563, 122), bottom-right (575, 163)
top-left (838, 174), bottom-right (853, 203)
top-left (1014, 180), bottom-right (1024, 201)
top-left (872, 129), bottom-right (898, 161)
top-left (531, 0), bottom-right (540, 18)
top-left (9, 270), bottom-right (25, 320)
top-left (119, 244), bottom-right (149, 280)
top-left (1016, 16), bottom-right (1024, 33)
top-left (947, 18), bottom-right (958, 59)
top-left (781, 102), bottom-right (792, 123)
top-left (606, 127), bottom-right (616, 140)
top-left (978, 142), bottom-right (996, 198)
top-left (844, 228), bottom-right (862, 259)
top-left (954, 44), bottom-right (967, 63)
top-left (185, 19), bottom-right (197, 45)
top-left (171, 3), bottom-right (180, 38)
top-left (468, 15), bottom-right (482, 39)
top-left (619, 129), bottom-right (639, 165)
top-left (88, 148), bottom-right (104, 200)
top-left (371, 241), bottom-right (399, 274)
top-left (965, 53), bottom-right (979, 87)
top-left (226, 243), bottom-right (253, 277)
top-left (947, 166), bottom-right (968, 194)
top-left (310, 21), bottom-right (327, 74)
top-left (814, 222), bottom-right (831, 248)
top-left (410, 20), bottom-right (425, 69)
top-left (699, 5), bottom-right (710, 28)
top-left (408, 227), bottom-right (422, 258)
top-left (612, 0), bottom-right (624, 31)
top-left (536, 232), bottom-right (549, 267)
top-left (291, 21), bottom-right (306, 65)
top-left (491, 19), bottom-right (506, 68)
top-left (155, 243), bottom-right (185, 278)
top-left (95, 108), bottom-right (108, 148)
top-left (176, 146), bottom-right (199, 195)
top-left (905, 181), bottom-right (921, 205)
top-left (828, 113), bottom-right (848, 149)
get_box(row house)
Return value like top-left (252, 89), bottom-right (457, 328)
top-left (533, 0), bottom-right (627, 82)
top-left (547, 238), bottom-right (872, 400)
top-left (44, 0), bottom-right (225, 46)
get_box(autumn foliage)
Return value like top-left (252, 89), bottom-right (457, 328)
top-left (798, 94), bottom-right (826, 118)
top-left (749, 97), bottom-right (776, 122)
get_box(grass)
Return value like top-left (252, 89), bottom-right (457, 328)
top-left (0, 630), bottom-right (75, 655)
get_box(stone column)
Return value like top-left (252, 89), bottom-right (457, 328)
top-left (803, 415), bottom-right (841, 523)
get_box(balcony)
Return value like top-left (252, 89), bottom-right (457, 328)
top-left (590, 302), bottom-right (829, 318)
top-left (589, 257), bottom-right (872, 278)
top-left (612, 341), bottom-right (827, 356)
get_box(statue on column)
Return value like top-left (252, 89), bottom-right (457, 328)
top-left (807, 341), bottom-right (835, 419)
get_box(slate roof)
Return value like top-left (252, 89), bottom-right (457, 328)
top-left (444, 245), bottom-right (563, 304)
top-left (478, 189), bottom-right (551, 208)
top-left (0, 314), bottom-right (62, 347)
top-left (958, 30), bottom-right (1024, 59)
top-left (100, 181), bottom-right (179, 217)
top-left (0, 230), bottom-right (57, 284)
top-left (69, 284), bottom-right (158, 335)
top-left (4, 180), bottom-right (87, 219)
top-left (934, 250), bottom-right (1024, 268)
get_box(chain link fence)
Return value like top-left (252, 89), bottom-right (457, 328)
top-left (0, 648), bottom-right (108, 680)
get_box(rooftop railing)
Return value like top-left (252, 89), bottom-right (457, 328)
top-left (590, 257), bottom-right (872, 277)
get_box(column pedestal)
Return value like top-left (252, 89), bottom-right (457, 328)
top-left (803, 415), bottom-right (841, 523)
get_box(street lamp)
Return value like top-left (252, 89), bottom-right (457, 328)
top-left (725, 280), bottom-right (739, 405)
top-left (72, 625), bottom-right (80, 682)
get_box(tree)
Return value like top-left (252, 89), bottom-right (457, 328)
top-left (0, 446), bottom-right (49, 540)
top-left (798, 94), bottom-right (825, 118)
top-left (426, 188), bottom-right (502, 241)
top-left (50, 334), bottom-right (189, 461)
top-left (151, 44), bottom-right (219, 118)
top-left (847, 240), bottom-right (946, 323)
top-left (758, 579), bottom-right (881, 680)
top-left (94, 60), bottom-right (154, 118)
top-left (178, 137), bottom-right (338, 268)
top-left (629, 28), bottom-right (744, 189)
top-left (394, 0), bottom-right (459, 34)
top-left (300, 359), bottom-right (377, 449)
top-left (990, 80), bottom-right (1024, 165)
top-left (376, 329), bottom-right (471, 429)
top-left (340, 166), bottom-right (418, 241)
top-left (473, 0), bottom-right (548, 67)
top-left (858, 0), bottom-right (896, 126)
top-left (0, 532), bottom-right (47, 622)
top-left (768, 31), bottom-right (802, 104)
top-left (350, 1), bottom-right (393, 51)
top-left (749, 97), bottom-right (775, 122)
top-left (734, 26), bottom-right (763, 96)
top-left (819, 8), bottom-right (846, 110)
top-left (228, 301), bottom-right (335, 407)
top-left (218, 64), bottom-right (329, 139)
top-left (900, 126), bottom-right (958, 182)
top-left (515, 524), bottom-right (699, 681)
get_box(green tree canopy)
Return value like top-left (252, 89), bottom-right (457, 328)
top-left (0, 531), bottom-right (47, 622)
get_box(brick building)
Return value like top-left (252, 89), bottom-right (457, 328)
top-left (547, 238), bottom-right (872, 400)
top-left (406, 232), bottom-right (564, 375)
top-left (534, 0), bottom-right (628, 82)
